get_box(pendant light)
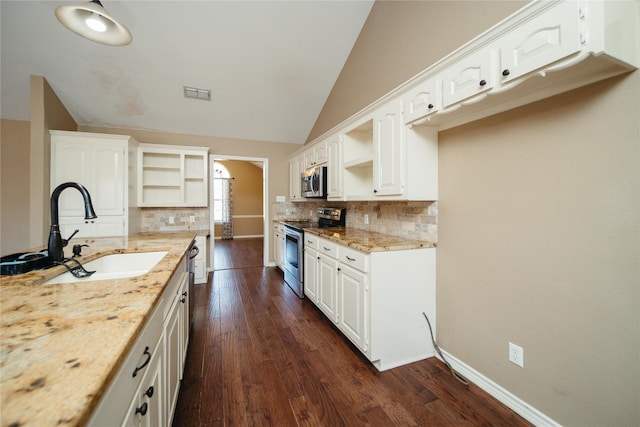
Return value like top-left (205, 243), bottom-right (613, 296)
top-left (55, 0), bottom-right (132, 46)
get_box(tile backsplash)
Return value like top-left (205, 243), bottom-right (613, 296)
top-left (140, 207), bottom-right (209, 233)
top-left (272, 200), bottom-right (437, 243)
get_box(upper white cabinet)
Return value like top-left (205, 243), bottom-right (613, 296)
top-left (50, 131), bottom-right (138, 238)
top-left (373, 99), bottom-right (404, 196)
top-left (402, 78), bottom-right (440, 124)
top-left (498, 0), bottom-right (580, 85)
top-left (441, 47), bottom-right (493, 108)
top-left (138, 144), bottom-right (208, 207)
top-left (326, 134), bottom-right (343, 200)
top-left (304, 140), bottom-right (327, 169)
top-left (288, 154), bottom-right (304, 202)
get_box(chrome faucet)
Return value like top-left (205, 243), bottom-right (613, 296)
top-left (48, 182), bottom-right (97, 262)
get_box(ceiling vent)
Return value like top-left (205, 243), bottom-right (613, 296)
top-left (183, 86), bottom-right (211, 101)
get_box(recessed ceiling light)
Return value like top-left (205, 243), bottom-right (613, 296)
top-left (184, 86), bottom-right (211, 101)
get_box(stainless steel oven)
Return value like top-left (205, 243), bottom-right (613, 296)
top-left (281, 207), bottom-right (346, 299)
top-left (283, 225), bottom-right (304, 298)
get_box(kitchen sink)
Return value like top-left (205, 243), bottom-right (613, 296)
top-left (43, 251), bottom-right (168, 285)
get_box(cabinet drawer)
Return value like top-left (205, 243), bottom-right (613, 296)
top-left (318, 238), bottom-right (339, 259)
top-left (88, 302), bottom-right (163, 426)
top-left (304, 234), bottom-right (319, 250)
top-left (340, 246), bottom-right (368, 273)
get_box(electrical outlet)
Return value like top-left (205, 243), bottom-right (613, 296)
top-left (364, 214), bottom-right (369, 225)
top-left (189, 216), bottom-right (195, 223)
top-left (509, 342), bottom-right (524, 367)
top-left (168, 216), bottom-right (174, 224)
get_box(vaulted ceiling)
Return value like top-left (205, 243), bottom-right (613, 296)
top-left (1, 1), bottom-right (374, 144)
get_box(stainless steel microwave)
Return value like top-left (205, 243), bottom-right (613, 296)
top-left (301, 165), bottom-right (327, 198)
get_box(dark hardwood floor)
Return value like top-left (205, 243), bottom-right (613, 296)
top-left (213, 238), bottom-right (264, 270)
top-left (173, 239), bottom-right (532, 426)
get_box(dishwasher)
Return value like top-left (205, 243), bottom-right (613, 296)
top-left (187, 242), bottom-right (200, 327)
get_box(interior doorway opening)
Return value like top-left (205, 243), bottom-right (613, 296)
top-left (209, 155), bottom-right (269, 272)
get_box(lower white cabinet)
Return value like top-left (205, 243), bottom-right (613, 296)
top-left (88, 255), bottom-right (190, 427)
top-left (305, 234), bottom-right (436, 371)
top-left (273, 223), bottom-right (285, 269)
top-left (193, 235), bottom-right (208, 284)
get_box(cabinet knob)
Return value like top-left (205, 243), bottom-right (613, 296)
top-left (145, 386), bottom-right (154, 398)
top-left (502, 69), bottom-right (510, 76)
top-left (181, 291), bottom-right (187, 303)
top-left (428, 104), bottom-right (434, 109)
top-left (373, 189), bottom-right (378, 193)
top-left (479, 79), bottom-right (487, 86)
top-left (135, 402), bottom-right (148, 416)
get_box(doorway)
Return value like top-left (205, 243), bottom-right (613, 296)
top-left (209, 155), bottom-right (269, 271)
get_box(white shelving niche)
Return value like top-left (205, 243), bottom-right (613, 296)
top-left (138, 144), bottom-right (209, 207)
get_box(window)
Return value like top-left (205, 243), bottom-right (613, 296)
top-left (212, 163), bottom-right (231, 223)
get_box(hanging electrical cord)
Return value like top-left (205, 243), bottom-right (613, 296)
top-left (422, 312), bottom-right (470, 386)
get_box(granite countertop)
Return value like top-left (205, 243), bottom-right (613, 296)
top-left (302, 227), bottom-right (435, 252)
top-left (0, 232), bottom-right (196, 427)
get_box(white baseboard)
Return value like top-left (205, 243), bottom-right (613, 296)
top-left (438, 350), bottom-right (561, 427)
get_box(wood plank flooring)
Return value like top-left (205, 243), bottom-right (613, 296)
top-left (173, 238), bottom-right (532, 427)
top-left (213, 238), bottom-right (264, 270)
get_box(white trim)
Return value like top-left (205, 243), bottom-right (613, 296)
top-left (437, 350), bottom-right (562, 427)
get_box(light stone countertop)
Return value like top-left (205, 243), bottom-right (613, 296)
top-left (0, 232), bottom-right (196, 427)
top-left (302, 227), bottom-right (435, 252)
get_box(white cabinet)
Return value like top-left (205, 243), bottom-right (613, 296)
top-left (317, 244), bottom-right (339, 323)
top-left (274, 223), bottom-right (285, 269)
top-left (138, 144), bottom-right (208, 207)
top-left (338, 262), bottom-right (367, 353)
top-left (304, 140), bottom-right (327, 169)
top-left (402, 78), bottom-right (441, 125)
top-left (441, 47), bottom-right (493, 108)
top-left (289, 154), bottom-right (304, 202)
top-left (89, 255), bottom-right (190, 427)
top-left (303, 248), bottom-right (319, 302)
top-left (50, 131), bottom-right (138, 238)
top-left (326, 134), bottom-right (343, 200)
top-left (499, 0), bottom-right (580, 84)
top-left (193, 235), bottom-right (207, 284)
top-left (304, 233), bottom-right (436, 371)
top-left (122, 337), bottom-right (163, 427)
top-left (373, 99), bottom-right (404, 196)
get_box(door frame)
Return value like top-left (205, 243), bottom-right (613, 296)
top-left (208, 155), bottom-right (269, 270)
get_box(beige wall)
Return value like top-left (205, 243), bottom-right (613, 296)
top-left (29, 75), bottom-right (77, 247)
top-left (437, 74), bottom-right (639, 426)
top-left (310, 1), bottom-right (639, 426)
top-left (213, 160), bottom-right (264, 238)
top-left (1, 119), bottom-right (31, 256)
top-left (307, 0), bottom-right (525, 143)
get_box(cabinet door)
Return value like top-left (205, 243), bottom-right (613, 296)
top-left (164, 297), bottom-right (181, 424)
top-left (314, 141), bottom-right (328, 165)
top-left (92, 144), bottom-right (125, 216)
top-left (303, 248), bottom-right (319, 303)
top-left (339, 265), bottom-right (368, 353)
top-left (318, 255), bottom-right (339, 322)
top-left (373, 100), bottom-right (404, 196)
top-left (289, 155), bottom-right (303, 201)
top-left (52, 141), bottom-right (92, 217)
top-left (326, 135), bottom-right (343, 200)
top-left (500, 1), bottom-right (580, 84)
top-left (122, 339), bottom-right (163, 427)
top-left (441, 48), bottom-right (493, 107)
top-left (403, 78), bottom-right (440, 124)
